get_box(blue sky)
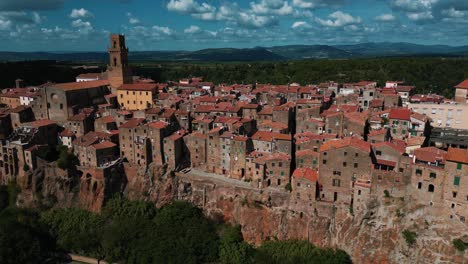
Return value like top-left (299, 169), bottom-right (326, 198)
top-left (0, 0), bottom-right (468, 51)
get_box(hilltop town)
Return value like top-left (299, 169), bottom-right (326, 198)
top-left (0, 34), bottom-right (467, 262)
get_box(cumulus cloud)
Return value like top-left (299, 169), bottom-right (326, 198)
top-left (71, 19), bottom-right (93, 31)
top-left (292, 0), bottom-right (344, 9)
top-left (441, 8), bottom-right (465, 18)
top-left (250, 0), bottom-right (294, 16)
top-left (291, 21), bottom-right (309, 28)
top-left (167, 0), bottom-right (214, 14)
top-left (375, 13), bottom-right (396, 22)
top-left (316, 11), bottom-right (361, 27)
top-left (184, 25), bottom-right (201, 33)
top-left (70, 8), bottom-right (93, 19)
top-left (407, 11), bottom-right (434, 21)
top-left (0, 19), bottom-right (12, 30)
top-left (126, 13), bottom-right (140, 24)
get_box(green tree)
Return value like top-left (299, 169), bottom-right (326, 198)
top-left (0, 208), bottom-right (55, 264)
top-left (219, 225), bottom-right (254, 264)
top-left (41, 208), bottom-right (103, 257)
top-left (151, 201), bottom-right (220, 263)
top-left (255, 240), bottom-right (351, 264)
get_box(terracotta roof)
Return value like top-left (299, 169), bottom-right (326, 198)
top-left (68, 113), bottom-right (89, 121)
top-left (368, 129), bottom-right (387, 137)
top-left (292, 168), bottom-right (318, 182)
top-left (59, 129), bottom-right (74, 137)
top-left (97, 115), bottom-right (115, 124)
top-left (455, 80), bottom-right (468, 90)
top-left (320, 137), bottom-right (371, 153)
top-left (251, 131), bottom-right (291, 141)
top-left (372, 141), bottom-right (405, 154)
top-left (376, 159), bottom-right (397, 167)
top-left (120, 118), bottom-right (145, 128)
top-left (118, 83), bottom-right (157, 91)
top-left (258, 120), bottom-right (288, 130)
top-left (147, 121), bottom-right (168, 129)
top-left (50, 80), bottom-right (109, 91)
top-left (414, 147), bottom-right (447, 164)
top-left (406, 136), bottom-right (425, 146)
top-left (296, 149), bottom-right (319, 157)
top-left (11, 105), bottom-right (30, 113)
top-left (389, 108), bottom-right (411, 121)
top-left (77, 73), bottom-right (101, 79)
top-left (26, 119), bottom-right (56, 127)
top-left (92, 140), bottom-right (116, 150)
top-left (446, 148), bottom-right (468, 164)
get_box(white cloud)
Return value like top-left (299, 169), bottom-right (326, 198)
top-left (152, 25), bottom-right (173, 35)
top-left (126, 13), bottom-right (141, 24)
top-left (167, 0), bottom-right (214, 14)
top-left (250, 0), bottom-right (293, 16)
top-left (291, 21), bottom-right (309, 28)
top-left (375, 13), bottom-right (396, 22)
top-left (441, 8), bottom-right (465, 18)
top-left (71, 19), bottom-right (93, 31)
top-left (0, 19), bottom-right (12, 30)
top-left (237, 12), bottom-right (278, 28)
top-left (316, 11), bottom-right (361, 27)
top-left (292, 0), bottom-right (344, 9)
top-left (184, 25), bottom-right (201, 33)
top-left (70, 8), bottom-right (93, 19)
top-left (407, 11), bottom-right (434, 21)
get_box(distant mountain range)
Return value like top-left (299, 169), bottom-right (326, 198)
top-left (1, 42), bottom-right (468, 62)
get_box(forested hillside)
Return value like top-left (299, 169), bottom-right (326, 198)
top-left (1, 57), bottom-right (467, 98)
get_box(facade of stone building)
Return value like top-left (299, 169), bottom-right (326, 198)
top-left (229, 136), bottom-right (251, 180)
top-left (389, 108), bottom-right (412, 139)
top-left (66, 112), bottom-right (94, 138)
top-left (184, 132), bottom-right (206, 168)
top-left (107, 34), bottom-right (133, 89)
top-left (296, 149), bottom-right (319, 170)
top-left (251, 131), bottom-right (292, 154)
top-left (443, 148), bottom-right (468, 222)
top-left (319, 137), bottom-right (372, 205)
top-left (44, 80), bottom-right (110, 122)
top-left (206, 127), bottom-right (223, 174)
top-left (118, 83), bottom-right (158, 110)
top-left (291, 168), bottom-right (318, 211)
top-left (163, 131), bottom-right (185, 170)
top-left (264, 153), bottom-right (291, 189)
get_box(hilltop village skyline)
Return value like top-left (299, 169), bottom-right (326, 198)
top-left (0, 33), bottom-right (466, 263)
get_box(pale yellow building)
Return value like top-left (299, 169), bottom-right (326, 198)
top-left (117, 83), bottom-right (158, 110)
top-left (408, 101), bottom-right (468, 130)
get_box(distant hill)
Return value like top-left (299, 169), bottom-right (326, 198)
top-left (1, 42), bottom-right (468, 62)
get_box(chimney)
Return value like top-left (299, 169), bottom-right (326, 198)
top-left (15, 79), bottom-right (24, 88)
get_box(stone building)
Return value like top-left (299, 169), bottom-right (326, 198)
top-left (251, 131), bottom-right (292, 154)
top-left (411, 147), bottom-right (447, 205)
top-left (263, 152), bottom-right (291, 189)
top-left (118, 83), bottom-right (158, 110)
top-left (184, 132), bottom-right (206, 168)
top-left (73, 132), bottom-right (118, 168)
top-left (291, 168), bottom-right (318, 211)
top-left (296, 149), bottom-right (319, 170)
top-left (388, 108), bottom-right (412, 139)
top-left (10, 106), bottom-right (34, 129)
top-left (44, 80), bottom-right (110, 122)
top-left (443, 148), bottom-right (468, 222)
top-left (118, 118), bottom-right (149, 166)
top-left (65, 112), bottom-right (94, 137)
top-left (319, 137), bottom-right (372, 205)
top-left (229, 136), bottom-right (251, 180)
top-left (163, 130), bottom-right (185, 170)
top-left (454, 79), bottom-right (468, 103)
top-left (107, 34), bottom-right (132, 89)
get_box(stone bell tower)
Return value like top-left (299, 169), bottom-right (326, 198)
top-left (107, 34), bottom-right (132, 89)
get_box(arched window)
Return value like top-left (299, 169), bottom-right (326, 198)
top-left (428, 184), bottom-right (434, 193)
top-left (418, 182), bottom-right (422, 189)
top-left (113, 57), bottom-right (117, 67)
top-left (92, 182), bottom-right (98, 194)
top-left (113, 41), bottom-right (117, 48)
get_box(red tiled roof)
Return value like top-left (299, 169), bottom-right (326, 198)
top-left (27, 119), bottom-right (56, 127)
top-left (59, 129), bottom-right (74, 137)
top-left (292, 168), bottom-right (318, 182)
top-left (372, 141), bottom-right (405, 154)
top-left (50, 80), bottom-right (109, 91)
top-left (389, 108), bottom-right (411, 121)
top-left (120, 118), bottom-right (145, 128)
top-left (446, 148), bottom-right (468, 164)
top-left (368, 129), bottom-right (387, 137)
top-left (97, 115), bottom-right (115, 123)
top-left (92, 140), bottom-right (116, 150)
top-left (77, 73), bottom-right (101, 79)
top-left (376, 159), bottom-right (396, 167)
top-left (147, 121), bottom-right (168, 129)
top-left (455, 80), bottom-right (468, 90)
top-left (118, 83), bottom-right (157, 91)
top-left (251, 131), bottom-right (291, 141)
top-left (320, 137), bottom-right (371, 153)
top-left (414, 147), bottom-right (447, 164)
top-left (68, 113), bottom-right (89, 121)
top-left (296, 149), bottom-right (319, 157)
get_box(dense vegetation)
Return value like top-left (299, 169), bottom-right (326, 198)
top-left (1, 57), bottom-right (467, 99)
top-left (0, 188), bottom-right (351, 264)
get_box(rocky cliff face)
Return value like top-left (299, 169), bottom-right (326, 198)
top-left (14, 165), bottom-right (467, 263)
